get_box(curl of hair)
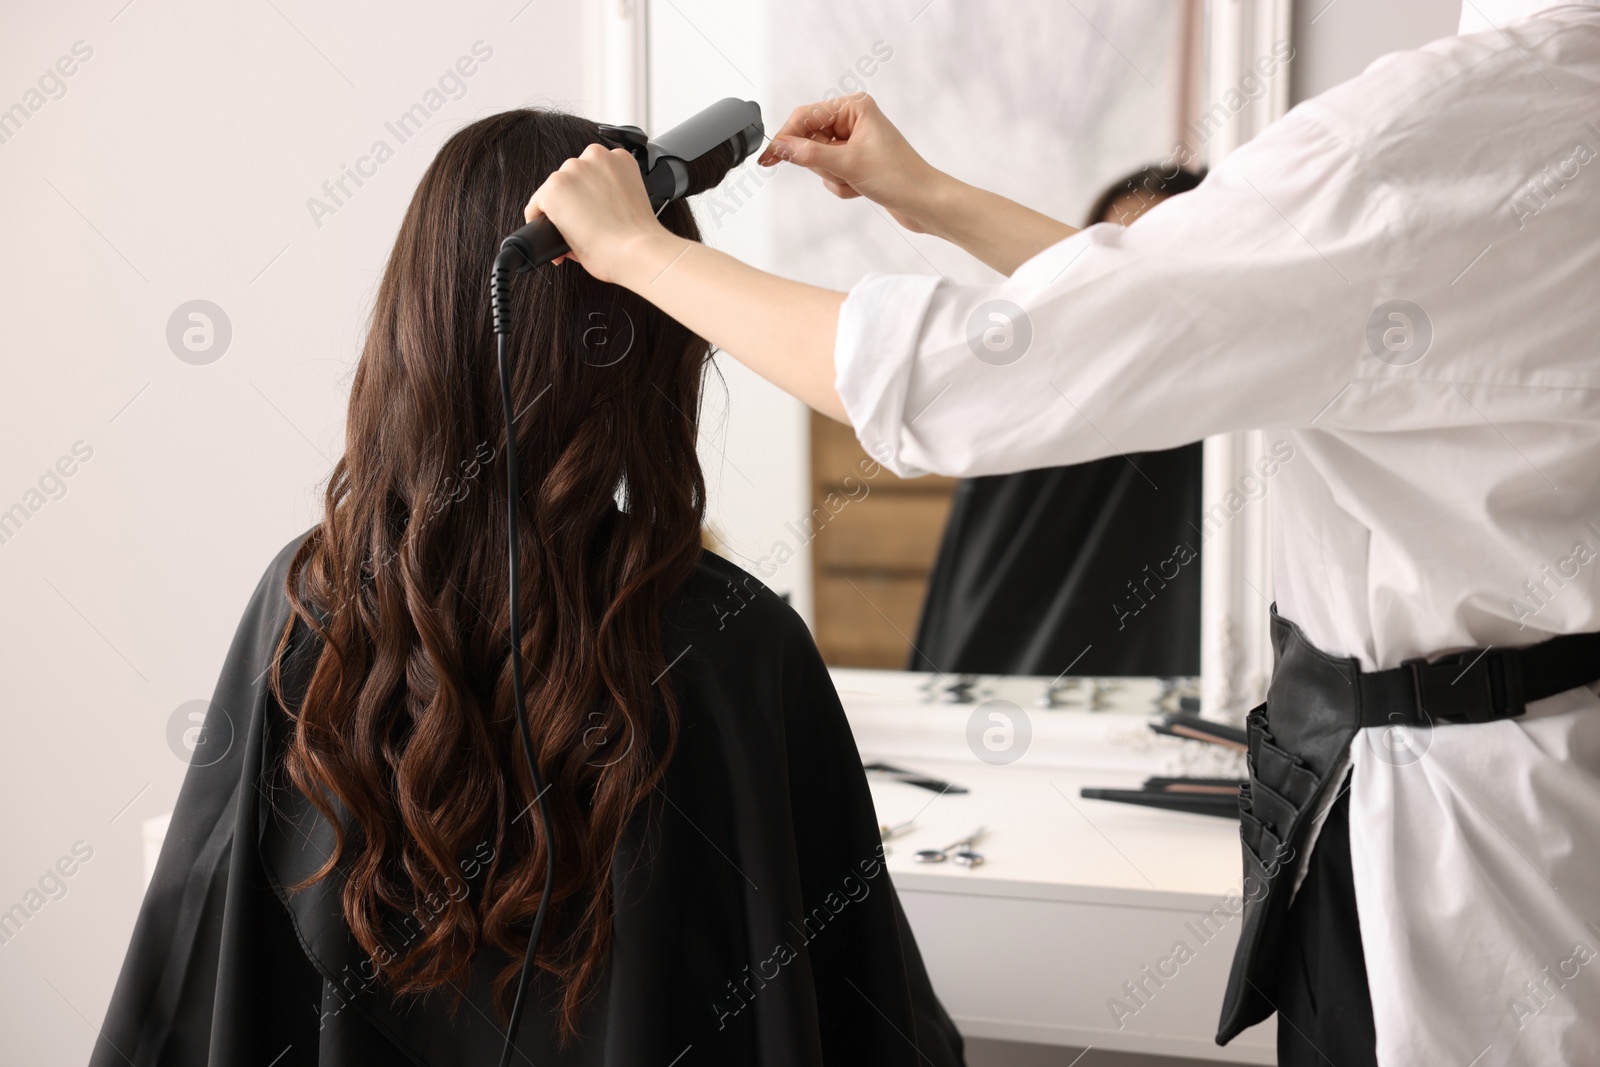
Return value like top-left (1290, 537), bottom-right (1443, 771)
top-left (269, 109), bottom-right (710, 1040)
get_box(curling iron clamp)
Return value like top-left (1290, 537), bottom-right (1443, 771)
top-left (494, 97), bottom-right (764, 274)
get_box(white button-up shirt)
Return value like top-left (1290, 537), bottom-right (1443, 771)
top-left (833, 5), bottom-right (1600, 1063)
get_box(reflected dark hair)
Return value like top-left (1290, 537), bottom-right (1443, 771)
top-left (1085, 162), bottom-right (1207, 226)
top-left (270, 109), bottom-right (710, 1038)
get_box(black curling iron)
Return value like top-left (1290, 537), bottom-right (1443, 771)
top-left (494, 97), bottom-right (764, 275)
top-left (487, 98), bottom-right (762, 1067)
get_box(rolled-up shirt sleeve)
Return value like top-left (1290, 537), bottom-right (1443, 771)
top-left (833, 105), bottom-right (1386, 479)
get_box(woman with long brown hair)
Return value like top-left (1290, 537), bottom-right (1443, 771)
top-left (91, 109), bottom-right (964, 1067)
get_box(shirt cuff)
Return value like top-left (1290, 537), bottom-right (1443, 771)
top-left (833, 272), bottom-right (943, 478)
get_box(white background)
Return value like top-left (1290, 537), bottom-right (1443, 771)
top-left (0, 3), bottom-right (589, 1062)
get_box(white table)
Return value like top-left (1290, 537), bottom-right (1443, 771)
top-left (834, 668), bottom-right (1275, 1065)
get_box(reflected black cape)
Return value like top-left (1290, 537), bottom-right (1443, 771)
top-left (91, 532), bottom-right (964, 1067)
top-left (911, 446), bottom-right (1202, 677)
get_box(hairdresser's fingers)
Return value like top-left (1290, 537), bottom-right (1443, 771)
top-left (759, 93), bottom-right (914, 195)
top-left (759, 93), bottom-right (943, 231)
top-left (528, 147), bottom-right (649, 221)
top-left (765, 127), bottom-right (885, 202)
top-left (760, 94), bottom-right (868, 161)
top-left (524, 145), bottom-right (639, 212)
top-left (524, 146), bottom-right (660, 283)
top-left (759, 123), bottom-right (837, 167)
top-left (761, 101), bottom-right (837, 157)
top-left (765, 135), bottom-right (851, 175)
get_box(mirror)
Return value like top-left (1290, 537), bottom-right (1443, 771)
top-left (651, 0), bottom-right (1208, 688)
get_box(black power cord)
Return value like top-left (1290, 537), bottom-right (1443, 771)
top-left (482, 102), bottom-right (762, 1063)
top-left (491, 265), bottom-right (556, 1067)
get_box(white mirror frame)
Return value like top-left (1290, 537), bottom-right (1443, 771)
top-left (582, 0), bottom-right (650, 127)
top-left (603, 0), bottom-right (1291, 718)
top-left (1198, 0), bottom-right (1292, 722)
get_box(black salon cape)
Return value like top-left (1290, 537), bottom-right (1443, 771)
top-left (91, 532), bottom-right (964, 1067)
top-left (910, 445), bottom-right (1201, 677)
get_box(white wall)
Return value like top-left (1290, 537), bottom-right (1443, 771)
top-left (0, 3), bottom-right (583, 1063)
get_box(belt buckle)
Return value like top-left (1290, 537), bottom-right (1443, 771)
top-left (1407, 651), bottom-right (1503, 724)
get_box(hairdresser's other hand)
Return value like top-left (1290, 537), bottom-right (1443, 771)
top-left (523, 145), bottom-right (665, 284)
top-left (760, 92), bottom-right (1076, 277)
top-left (757, 93), bottom-right (948, 233)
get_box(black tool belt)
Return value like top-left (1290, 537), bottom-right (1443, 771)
top-left (1215, 606), bottom-right (1600, 1046)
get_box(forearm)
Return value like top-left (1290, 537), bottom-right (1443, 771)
top-left (614, 231), bottom-right (849, 422)
top-left (601, 180), bottom-right (1073, 422)
top-left (914, 174), bottom-right (1080, 276)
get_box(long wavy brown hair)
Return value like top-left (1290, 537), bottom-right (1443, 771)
top-left (269, 110), bottom-right (711, 1037)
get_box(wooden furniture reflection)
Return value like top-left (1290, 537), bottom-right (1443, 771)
top-left (809, 413), bottom-right (957, 667)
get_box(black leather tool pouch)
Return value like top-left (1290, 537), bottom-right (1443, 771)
top-left (1215, 605), bottom-right (1600, 1045)
top-left (1216, 612), bottom-right (1362, 1045)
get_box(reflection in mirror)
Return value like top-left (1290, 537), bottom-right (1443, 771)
top-left (659, 0), bottom-right (1210, 685)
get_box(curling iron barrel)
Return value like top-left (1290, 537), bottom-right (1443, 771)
top-left (495, 97), bottom-right (763, 274)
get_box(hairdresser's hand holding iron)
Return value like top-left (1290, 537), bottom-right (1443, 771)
top-left (759, 93), bottom-right (1076, 276)
top-left (521, 144), bottom-right (663, 284)
top-left (527, 140), bottom-right (855, 422)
